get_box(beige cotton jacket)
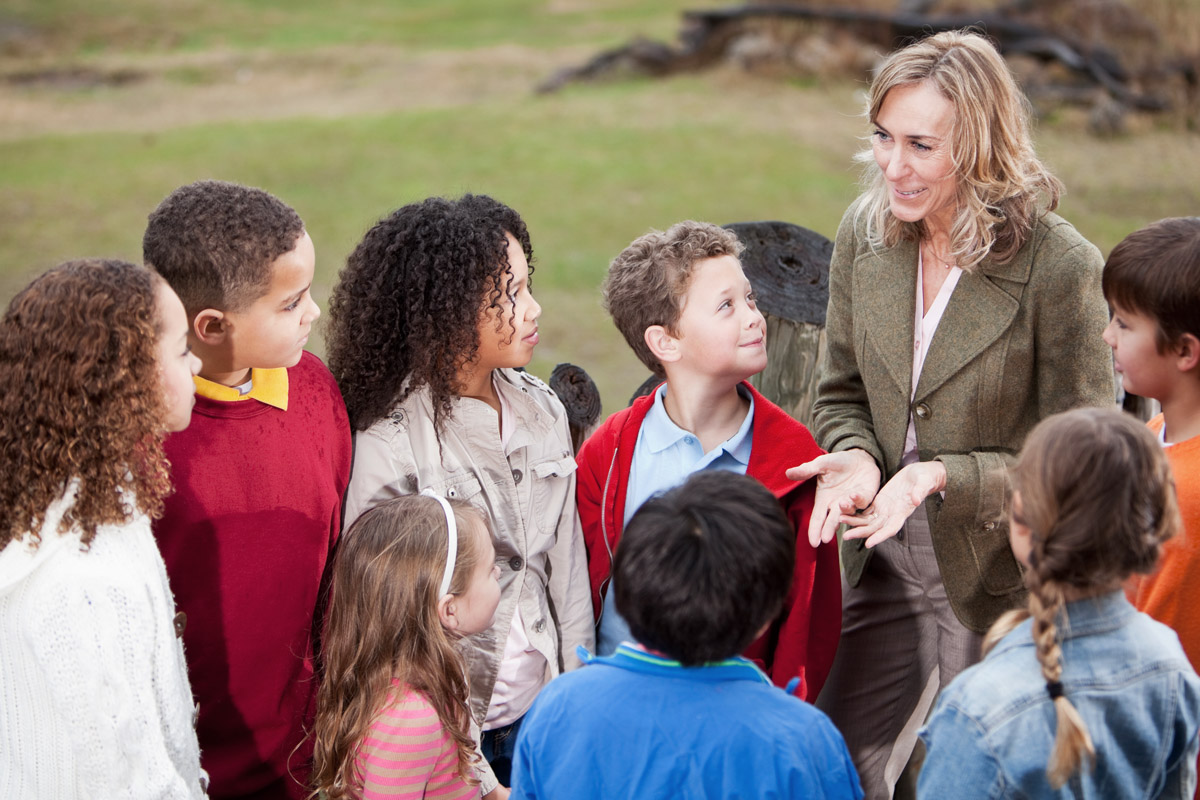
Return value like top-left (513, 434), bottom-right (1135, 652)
top-left (814, 208), bottom-right (1114, 633)
top-left (343, 368), bottom-right (595, 789)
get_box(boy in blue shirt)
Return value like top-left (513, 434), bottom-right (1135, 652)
top-left (511, 471), bottom-right (862, 800)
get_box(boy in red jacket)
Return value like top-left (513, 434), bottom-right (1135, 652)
top-left (576, 220), bottom-right (839, 700)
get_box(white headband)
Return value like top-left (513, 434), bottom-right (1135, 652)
top-left (421, 489), bottom-right (458, 597)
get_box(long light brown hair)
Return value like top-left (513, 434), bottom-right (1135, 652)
top-left (310, 494), bottom-right (485, 800)
top-left (852, 29), bottom-right (1064, 269)
top-left (0, 259), bottom-right (172, 549)
top-left (983, 407), bottom-right (1179, 788)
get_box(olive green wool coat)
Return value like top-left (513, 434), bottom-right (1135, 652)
top-left (814, 208), bottom-right (1114, 633)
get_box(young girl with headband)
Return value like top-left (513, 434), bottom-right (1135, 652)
top-left (310, 492), bottom-right (502, 800)
top-left (0, 259), bottom-right (204, 797)
top-left (919, 407), bottom-right (1200, 797)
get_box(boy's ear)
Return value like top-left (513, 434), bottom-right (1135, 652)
top-left (1176, 333), bottom-right (1200, 373)
top-left (644, 325), bottom-right (681, 366)
top-left (437, 593), bottom-right (458, 632)
top-left (193, 308), bottom-right (227, 346)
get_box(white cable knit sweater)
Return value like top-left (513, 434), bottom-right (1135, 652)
top-left (0, 486), bottom-right (207, 799)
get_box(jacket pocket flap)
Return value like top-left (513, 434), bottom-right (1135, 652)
top-left (531, 457), bottom-right (577, 480)
top-left (434, 473), bottom-right (485, 502)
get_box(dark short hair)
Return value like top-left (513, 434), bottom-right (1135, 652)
top-left (1102, 217), bottom-right (1200, 353)
top-left (614, 470), bottom-right (794, 665)
top-left (143, 180), bottom-right (305, 315)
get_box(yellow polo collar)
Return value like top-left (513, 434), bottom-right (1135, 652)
top-left (193, 367), bottom-right (289, 411)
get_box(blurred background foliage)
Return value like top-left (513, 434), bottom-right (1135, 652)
top-left (2, 0), bottom-right (1197, 413)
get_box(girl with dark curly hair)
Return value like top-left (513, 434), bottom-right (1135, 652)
top-left (328, 195), bottom-right (593, 796)
top-left (0, 259), bottom-right (205, 798)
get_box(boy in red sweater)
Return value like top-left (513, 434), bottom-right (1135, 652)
top-left (143, 181), bottom-right (352, 799)
top-left (576, 220), bottom-right (840, 700)
top-left (1103, 218), bottom-right (1200, 680)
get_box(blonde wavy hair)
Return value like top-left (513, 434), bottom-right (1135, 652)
top-left (852, 29), bottom-right (1064, 269)
top-left (309, 495), bottom-right (486, 800)
top-left (0, 259), bottom-right (173, 550)
top-left (983, 408), bottom-right (1179, 788)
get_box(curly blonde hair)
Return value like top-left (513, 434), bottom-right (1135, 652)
top-left (0, 259), bottom-right (173, 550)
top-left (853, 30), bottom-right (1064, 269)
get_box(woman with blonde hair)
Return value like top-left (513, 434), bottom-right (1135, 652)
top-left (787, 30), bottom-right (1114, 798)
top-left (919, 407), bottom-right (1200, 797)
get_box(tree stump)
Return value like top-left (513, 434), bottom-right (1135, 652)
top-left (725, 221), bottom-right (831, 427)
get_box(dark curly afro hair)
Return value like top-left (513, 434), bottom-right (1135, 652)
top-left (326, 194), bottom-right (533, 432)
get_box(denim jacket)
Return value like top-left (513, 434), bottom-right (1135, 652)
top-left (919, 591), bottom-right (1200, 799)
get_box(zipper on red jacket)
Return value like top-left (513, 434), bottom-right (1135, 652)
top-left (595, 445), bottom-right (619, 628)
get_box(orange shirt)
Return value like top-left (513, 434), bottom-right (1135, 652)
top-left (1131, 414), bottom-right (1200, 671)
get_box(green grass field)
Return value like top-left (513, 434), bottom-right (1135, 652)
top-left (3, 1), bottom-right (1199, 413)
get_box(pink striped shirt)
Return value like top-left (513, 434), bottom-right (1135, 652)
top-left (356, 683), bottom-right (480, 800)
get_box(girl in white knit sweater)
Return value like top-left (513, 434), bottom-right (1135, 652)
top-left (0, 259), bottom-right (206, 798)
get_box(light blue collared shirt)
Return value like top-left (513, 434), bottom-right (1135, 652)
top-left (597, 383), bottom-right (755, 655)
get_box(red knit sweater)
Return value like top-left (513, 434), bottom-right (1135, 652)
top-left (575, 381), bottom-right (841, 701)
top-left (155, 352), bottom-right (351, 799)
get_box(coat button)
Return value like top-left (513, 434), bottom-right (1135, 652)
top-left (173, 611), bottom-right (187, 638)
top-left (915, 403), bottom-right (931, 420)
top-left (982, 521), bottom-right (997, 531)
top-left (509, 556), bottom-right (524, 571)
top-left (533, 618), bottom-right (546, 633)
top-left (512, 468), bottom-right (523, 484)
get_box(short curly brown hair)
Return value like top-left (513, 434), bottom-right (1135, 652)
top-left (603, 221), bottom-right (744, 377)
top-left (0, 259), bottom-right (174, 550)
top-left (326, 194), bottom-right (533, 432)
top-left (143, 180), bottom-right (305, 315)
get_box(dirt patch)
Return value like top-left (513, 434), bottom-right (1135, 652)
top-left (0, 42), bottom-right (593, 141)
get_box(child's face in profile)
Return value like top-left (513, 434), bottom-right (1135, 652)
top-left (223, 230), bottom-right (320, 372)
top-left (156, 281), bottom-right (202, 433)
top-left (450, 514), bottom-right (502, 636)
top-left (1102, 302), bottom-right (1176, 402)
top-left (474, 232), bottom-right (541, 373)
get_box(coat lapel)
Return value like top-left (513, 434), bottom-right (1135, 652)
top-left (916, 267), bottom-right (1020, 399)
top-left (859, 237), bottom-right (918, 395)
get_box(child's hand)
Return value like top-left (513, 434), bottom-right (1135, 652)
top-left (787, 449), bottom-right (881, 547)
top-left (840, 461), bottom-right (947, 548)
top-left (483, 786), bottom-right (511, 800)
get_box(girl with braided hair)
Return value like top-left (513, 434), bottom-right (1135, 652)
top-left (919, 407), bottom-right (1200, 797)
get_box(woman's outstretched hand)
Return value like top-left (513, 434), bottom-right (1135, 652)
top-left (786, 449), bottom-right (881, 548)
top-left (840, 461), bottom-right (947, 549)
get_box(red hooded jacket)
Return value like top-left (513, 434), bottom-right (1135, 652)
top-left (575, 381), bottom-right (841, 701)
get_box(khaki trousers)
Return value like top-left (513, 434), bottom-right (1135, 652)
top-left (816, 504), bottom-right (983, 800)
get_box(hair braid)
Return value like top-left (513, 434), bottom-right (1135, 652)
top-left (1028, 574), bottom-right (1095, 788)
